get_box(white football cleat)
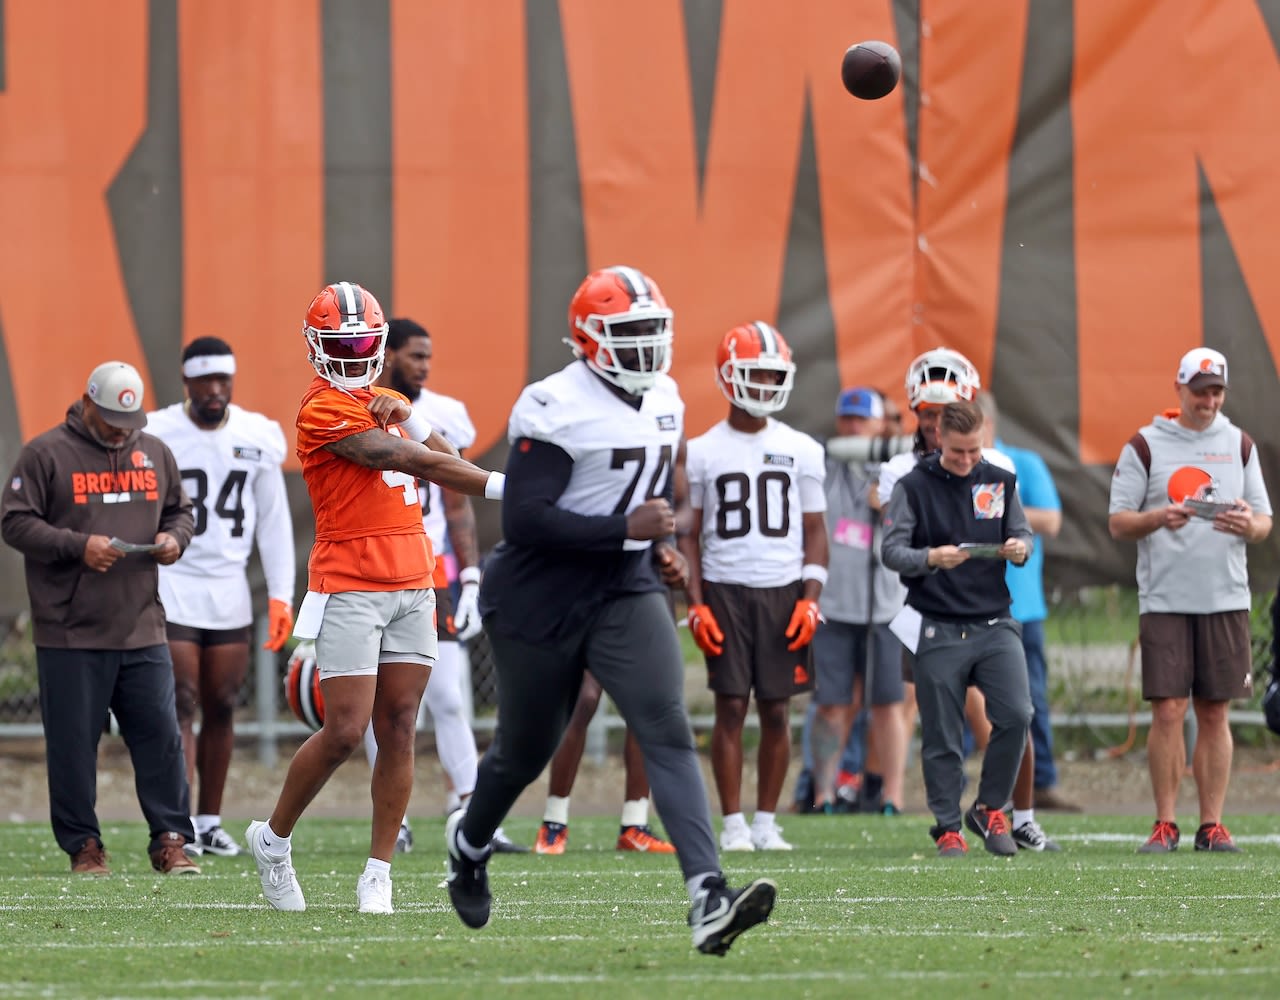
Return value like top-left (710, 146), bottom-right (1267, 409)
top-left (247, 820), bottom-right (306, 912)
top-left (356, 870), bottom-right (393, 914)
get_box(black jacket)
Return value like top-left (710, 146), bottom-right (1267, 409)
top-left (881, 453), bottom-right (1031, 622)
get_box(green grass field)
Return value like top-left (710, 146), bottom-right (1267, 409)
top-left (3, 815), bottom-right (1279, 999)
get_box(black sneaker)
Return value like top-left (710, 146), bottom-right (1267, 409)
top-left (1194, 822), bottom-right (1241, 853)
top-left (395, 821), bottom-right (414, 854)
top-left (197, 826), bottom-right (243, 857)
top-left (445, 808), bottom-right (492, 928)
top-left (964, 803), bottom-right (1017, 856)
top-left (688, 876), bottom-right (777, 956)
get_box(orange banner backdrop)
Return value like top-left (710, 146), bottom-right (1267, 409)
top-left (1, 0), bottom-right (1280, 601)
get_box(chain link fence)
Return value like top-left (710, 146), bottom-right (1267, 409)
top-left (2, 586), bottom-right (1278, 749)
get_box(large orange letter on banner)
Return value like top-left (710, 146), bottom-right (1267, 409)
top-left (179, 0), bottom-right (324, 464)
top-left (1075, 1), bottom-right (1280, 463)
top-left (390, 0), bottom-right (529, 458)
top-left (561, 0), bottom-right (915, 435)
top-left (0, 1), bottom-right (149, 438)
top-left (913, 0), bottom-right (1029, 386)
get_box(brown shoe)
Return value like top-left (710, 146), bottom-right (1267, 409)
top-left (1033, 787), bottom-right (1083, 813)
top-left (150, 832), bottom-right (201, 875)
top-left (71, 837), bottom-right (110, 875)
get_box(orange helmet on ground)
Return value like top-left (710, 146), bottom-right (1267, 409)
top-left (284, 644), bottom-right (324, 731)
top-left (715, 321), bottom-right (796, 417)
top-left (303, 281), bottom-right (389, 390)
top-left (566, 265), bottom-right (673, 395)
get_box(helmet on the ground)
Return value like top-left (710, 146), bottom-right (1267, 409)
top-left (284, 643), bottom-right (324, 731)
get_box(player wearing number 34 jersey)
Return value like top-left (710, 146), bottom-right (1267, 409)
top-left (148, 337), bottom-right (296, 858)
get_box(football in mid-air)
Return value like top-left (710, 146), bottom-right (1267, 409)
top-left (841, 40), bottom-right (901, 100)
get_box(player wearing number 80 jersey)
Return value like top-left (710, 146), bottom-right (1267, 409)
top-left (148, 338), bottom-right (295, 857)
top-left (681, 322), bottom-right (828, 854)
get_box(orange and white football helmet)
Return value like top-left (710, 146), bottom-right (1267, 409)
top-left (715, 321), bottom-right (796, 417)
top-left (284, 644), bottom-right (324, 732)
top-left (566, 265), bottom-right (673, 395)
top-left (303, 281), bottom-right (389, 390)
top-left (905, 348), bottom-right (981, 410)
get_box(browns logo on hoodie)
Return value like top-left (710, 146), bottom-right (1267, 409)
top-left (0, 401), bottom-right (194, 649)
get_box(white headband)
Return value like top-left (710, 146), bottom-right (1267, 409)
top-left (182, 355), bottom-right (236, 378)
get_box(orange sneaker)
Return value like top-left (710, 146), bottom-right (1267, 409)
top-left (934, 830), bottom-right (969, 857)
top-left (534, 821), bottom-right (568, 855)
top-left (1137, 819), bottom-right (1180, 854)
top-left (616, 825), bottom-right (676, 853)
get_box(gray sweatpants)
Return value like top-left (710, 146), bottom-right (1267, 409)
top-left (463, 591), bottom-right (720, 880)
top-left (913, 617), bottom-right (1032, 831)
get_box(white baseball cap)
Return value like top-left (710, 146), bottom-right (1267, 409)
top-left (86, 362), bottom-right (147, 429)
top-left (1176, 347), bottom-right (1228, 390)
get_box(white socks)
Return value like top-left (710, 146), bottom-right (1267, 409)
top-left (544, 795), bottom-right (570, 825)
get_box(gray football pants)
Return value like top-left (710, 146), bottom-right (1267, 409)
top-left (913, 617), bottom-right (1032, 830)
top-left (462, 591), bottom-right (720, 881)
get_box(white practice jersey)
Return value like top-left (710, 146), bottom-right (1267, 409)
top-left (509, 360), bottom-right (683, 551)
top-left (688, 418), bottom-right (826, 587)
top-left (148, 403), bottom-right (295, 629)
top-left (412, 387), bottom-right (477, 551)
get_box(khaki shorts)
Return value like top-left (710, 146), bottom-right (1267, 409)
top-left (704, 580), bottom-right (813, 701)
top-left (316, 589), bottom-right (438, 678)
top-left (1139, 610), bottom-right (1252, 701)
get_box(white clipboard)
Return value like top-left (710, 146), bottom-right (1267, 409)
top-left (292, 591), bottom-right (330, 640)
top-left (888, 604), bottom-right (922, 655)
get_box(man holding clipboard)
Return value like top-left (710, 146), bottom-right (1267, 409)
top-left (881, 400), bottom-right (1033, 858)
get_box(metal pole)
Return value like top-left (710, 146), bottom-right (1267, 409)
top-left (253, 616), bottom-right (278, 768)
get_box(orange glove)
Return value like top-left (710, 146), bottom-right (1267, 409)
top-left (263, 598), bottom-right (294, 652)
top-left (687, 603), bottom-right (725, 657)
top-left (785, 599), bottom-right (821, 651)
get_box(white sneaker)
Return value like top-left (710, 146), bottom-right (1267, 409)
top-left (720, 821), bottom-right (756, 852)
top-left (751, 822), bottom-right (793, 851)
top-left (395, 822), bottom-right (413, 854)
top-left (356, 870), bottom-right (394, 914)
top-left (246, 820), bottom-right (306, 912)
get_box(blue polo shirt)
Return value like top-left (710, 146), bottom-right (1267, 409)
top-left (996, 438), bottom-right (1060, 623)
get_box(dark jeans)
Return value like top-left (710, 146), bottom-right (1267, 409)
top-left (1022, 619), bottom-right (1059, 789)
top-left (38, 645), bottom-right (193, 856)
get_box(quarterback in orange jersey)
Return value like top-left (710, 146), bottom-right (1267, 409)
top-left (246, 281), bottom-right (505, 916)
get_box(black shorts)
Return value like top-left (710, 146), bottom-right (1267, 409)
top-left (1139, 610), bottom-right (1251, 701)
top-left (704, 579), bottom-right (813, 700)
top-left (165, 622), bottom-right (251, 647)
top-left (435, 587), bottom-right (457, 642)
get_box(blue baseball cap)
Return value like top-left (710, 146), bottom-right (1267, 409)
top-left (836, 387), bottom-right (884, 419)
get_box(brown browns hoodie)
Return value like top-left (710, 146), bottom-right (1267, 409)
top-left (1, 401), bottom-right (194, 649)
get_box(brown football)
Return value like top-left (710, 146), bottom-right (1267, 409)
top-left (840, 40), bottom-right (902, 101)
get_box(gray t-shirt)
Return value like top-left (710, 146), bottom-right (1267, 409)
top-left (819, 455), bottom-right (903, 624)
top-left (1108, 412), bottom-right (1271, 614)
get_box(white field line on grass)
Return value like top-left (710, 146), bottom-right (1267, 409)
top-left (4, 963), bottom-right (1280, 997)
top-left (0, 924), bottom-right (1266, 952)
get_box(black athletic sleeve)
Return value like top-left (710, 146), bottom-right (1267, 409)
top-left (502, 437), bottom-right (629, 550)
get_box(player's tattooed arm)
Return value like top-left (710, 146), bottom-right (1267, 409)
top-left (443, 488), bottom-right (481, 569)
top-left (325, 430), bottom-right (494, 496)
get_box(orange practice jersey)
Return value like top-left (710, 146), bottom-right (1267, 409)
top-left (297, 377), bottom-right (435, 593)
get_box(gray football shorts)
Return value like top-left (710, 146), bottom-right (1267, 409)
top-left (316, 589), bottom-right (438, 678)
